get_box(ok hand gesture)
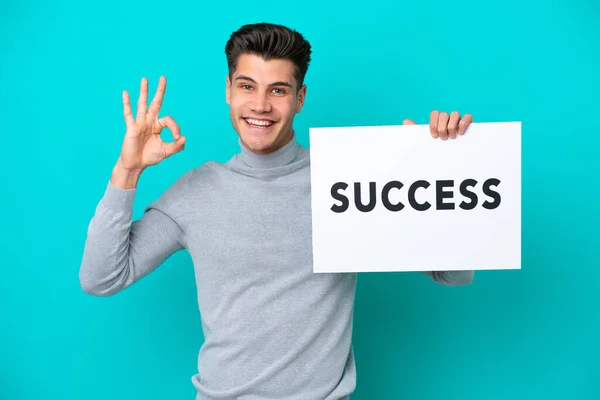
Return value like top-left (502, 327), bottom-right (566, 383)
top-left (118, 76), bottom-right (186, 171)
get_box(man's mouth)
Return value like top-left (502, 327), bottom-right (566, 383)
top-left (243, 118), bottom-right (275, 128)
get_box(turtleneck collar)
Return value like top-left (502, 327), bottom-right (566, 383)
top-left (235, 133), bottom-right (301, 169)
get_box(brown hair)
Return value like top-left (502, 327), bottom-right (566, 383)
top-left (225, 22), bottom-right (312, 89)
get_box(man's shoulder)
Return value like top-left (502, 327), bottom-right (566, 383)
top-left (167, 160), bottom-right (225, 192)
top-left (146, 161), bottom-right (224, 212)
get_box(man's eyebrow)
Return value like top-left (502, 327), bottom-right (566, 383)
top-left (235, 75), bottom-right (257, 83)
top-left (235, 75), bottom-right (293, 88)
top-left (270, 81), bottom-right (293, 88)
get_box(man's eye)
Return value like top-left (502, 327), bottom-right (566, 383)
top-left (242, 84), bottom-right (252, 90)
top-left (272, 88), bottom-right (285, 94)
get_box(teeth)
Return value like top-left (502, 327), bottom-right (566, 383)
top-left (245, 118), bottom-right (273, 127)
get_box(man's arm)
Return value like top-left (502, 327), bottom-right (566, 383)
top-left (422, 270), bottom-right (474, 286)
top-left (79, 169), bottom-right (187, 297)
top-left (79, 76), bottom-right (189, 296)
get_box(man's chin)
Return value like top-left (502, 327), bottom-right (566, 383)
top-left (238, 128), bottom-right (293, 155)
top-left (240, 135), bottom-right (276, 154)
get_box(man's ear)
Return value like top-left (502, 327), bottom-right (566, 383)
top-left (225, 75), bottom-right (231, 105)
top-left (295, 84), bottom-right (307, 113)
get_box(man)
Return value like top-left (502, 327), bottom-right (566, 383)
top-left (80, 22), bottom-right (474, 400)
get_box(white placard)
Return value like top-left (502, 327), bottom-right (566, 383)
top-left (309, 122), bottom-right (521, 273)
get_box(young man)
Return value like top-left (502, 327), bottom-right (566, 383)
top-left (80, 22), bottom-right (474, 400)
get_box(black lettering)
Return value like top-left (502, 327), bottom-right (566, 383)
top-left (482, 178), bottom-right (501, 209)
top-left (381, 181), bottom-right (404, 211)
top-left (459, 179), bottom-right (478, 210)
top-left (354, 182), bottom-right (377, 212)
top-left (330, 182), bottom-right (349, 213)
top-left (408, 180), bottom-right (431, 211)
top-left (436, 180), bottom-right (455, 210)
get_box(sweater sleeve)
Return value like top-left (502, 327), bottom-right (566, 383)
top-left (79, 178), bottom-right (187, 297)
top-left (422, 270), bottom-right (474, 286)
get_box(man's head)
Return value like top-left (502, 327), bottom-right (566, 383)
top-left (225, 23), bottom-right (312, 155)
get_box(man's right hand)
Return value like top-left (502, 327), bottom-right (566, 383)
top-left (120, 76), bottom-right (186, 170)
top-left (111, 76), bottom-right (186, 189)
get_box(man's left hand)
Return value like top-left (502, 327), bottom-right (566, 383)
top-left (403, 111), bottom-right (473, 140)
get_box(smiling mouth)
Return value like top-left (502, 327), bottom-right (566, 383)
top-left (243, 117), bottom-right (275, 128)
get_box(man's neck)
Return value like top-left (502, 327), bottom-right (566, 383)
top-left (236, 133), bottom-right (301, 169)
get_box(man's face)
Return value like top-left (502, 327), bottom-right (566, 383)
top-left (226, 53), bottom-right (306, 155)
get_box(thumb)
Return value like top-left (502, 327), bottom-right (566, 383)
top-left (403, 119), bottom-right (417, 125)
top-left (164, 136), bottom-right (187, 158)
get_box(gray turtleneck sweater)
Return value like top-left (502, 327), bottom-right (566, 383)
top-left (79, 136), bottom-right (474, 400)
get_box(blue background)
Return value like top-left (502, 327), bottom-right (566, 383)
top-left (1, 0), bottom-right (599, 399)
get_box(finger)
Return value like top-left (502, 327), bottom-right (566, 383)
top-left (437, 112), bottom-right (450, 140)
top-left (429, 110), bottom-right (440, 138)
top-left (458, 113), bottom-right (473, 135)
top-left (157, 116), bottom-right (181, 140)
top-left (448, 111), bottom-right (461, 139)
top-left (164, 136), bottom-right (187, 158)
top-left (148, 76), bottom-right (167, 119)
top-left (403, 119), bottom-right (417, 125)
top-left (122, 90), bottom-right (135, 128)
top-left (136, 77), bottom-right (148, 120)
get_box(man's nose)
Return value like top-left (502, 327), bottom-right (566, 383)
top-left (251, 92), bottom-right (272, 113)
